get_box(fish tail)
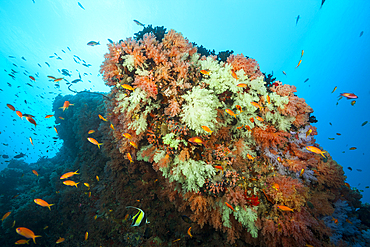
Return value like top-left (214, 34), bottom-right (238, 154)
top-left (98, 143), bottom-right (103, 149)
top-left (75, 169), bottom-right (80, 174)
top-left (48, 204), bottom-right (54, 210)
top-left (75, 182), bottom-right (80, 188)
top-left (33, 235), bottom-right (41, 244)
top-left (321, 152), bottom-right (327, 158)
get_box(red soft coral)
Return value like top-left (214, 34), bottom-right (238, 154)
top-left (280, 96), bottom-right (313, 128)
top-left (133, 75), bottom-right (158, 99)
top-left (252, 125), bottom-right (291, 150)
top-left (227, 54), bottom-right (263, 80)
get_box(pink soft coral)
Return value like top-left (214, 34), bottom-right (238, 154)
top-left (133, 75), bottom-right (158, 99)
top-left (227, 54), bottom-right (263, 80)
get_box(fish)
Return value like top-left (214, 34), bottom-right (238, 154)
top-left (63, 180), bottom-right (79, 187)
top-left (346, 219), bottom-right (353, 224)
top-left (272, 183), bottom-right (280, 191)
top-left (54, 78), bottom-right (63, 82)
top-left (336, 133), bottom-right (341, 135)
top-left (362, 121), bottom-right (368, 126)
top-left (237, 126), bottom-right (244, 130)
top-left (26, 117), bottom-right (37, 127)
top-left (255, 116), bottom-right (264, 122)
top-left (59, 117), bottom-right (65, 120)
top-left (96, 175), bottom-right (99, 181)
top-left (108, 39), bottom-right (113, 44)
top-left (85, 231), bottom-right (88, 240)
top-left (87, 41), bottom-right (100, 46)
top-left (15, 239), bottom-right (29, 245)
top-left (16, 227), bottom-right (41, 244)
top-left (225, 109), bottom-right (237, 118)
top-left (235, 105), bottom-right (243, 112)
top-left (300, 49), bottom-right (304, 57)
top-left (173, 238), bottom-right (181, 243)
top-left (129, 141), bottom-right (138, 149)
top-left (45, 62), bottom-right (50, 67)
top-left (7, 103), bottom-right (15, 111)
top-left (295, 60), bottom-right (302, 69)
top-left (225, 202), bottom-right (236, 211)
top-left (56, 237), bottom-right (65, 243)
top-left (349, 147), bottom-right (357, 150)
top-left (277, 205), bottom-right (294, 212)
top-left (29, 76), bottom-right (35, 81)
top-left (71, 79), bottom-right (82, 83)
top-left (328, 138), bottom-right (335, 140)
top-left (321, 0), bottom-right (326, 8)
top-left (14, 153), bottom-right (26, 159)
top-left (84, 183), bottom-right (90, 188)
top-left (32, 170), bottom-right (38, 176)
top-left (282, 71), bottom-right (287, 76)
top-left (345, 182), bottom-right (351, 188)
top-left (331, 86), bottom-right (337, 93)
top-left (306, 129), bottom-right (312, 138)
top-left (214, 165), bottom-right (223, 170)
top-left (340, 93), bottom-right (358, 99)
top-left (359, 31), bottom-right (364, 37)
top-left (332, 217), bottom-right (338, 224)
top-left (237, 83), bottom-right (248, 87)
top-left (47, 75), bottom-right (56, 79)
top-left (231, 69), bottom-right (238, 80)
top-left (200, 69), bottom-right (210, 75)
top-left (78, 2), bottom-right (85, 10)
top-left (300, 169), bottom-right (305, 177)
top-left (351, 100), bottom-right (356, 106)
top-left (88, 130), bottom-right (95, 134)
top-left (133, 20), bottom-right (145, 27)
top-left (266, 95), bottom-right (271, 104)
top-left (121, 84), bottom-right (135, 91)
top-left (60, 170), bottom-right (79, 179)
top-left (123, 133), bottom-right (132, 139)
top-left (54, 127), bottom-right (58, 135)
top-left (110, 124), bottom-right (114, 130)
top-left (201, 126), bottom-right (213, 134)
top-left (87, 137), bottom-right (103, 149)
top-left (34, 199), bottom-right (54, 210)
top-left (16, 111), bottom-right (23, 119)
top-left (245, 125), bottom-right (252, 132)
top-left (2, 211), bottom-right (11, 221)
top-left (249, 117), bottom-right (254, 123)
top-left (188, 136), bottom-right (205, 146)
top-left (187, 226), bottom-right (193, 238)
top-left (296, 15), bottom-right (300, 25)
top-left (304, 78), bottom-right (309, 83)
top-left (98, 114), bottom-right (107, 121)
top-left (127, 153), bottom-right (133, 163)
top-left (59, 101), bottom-right (74, 111)
top-left (347, 167), bottom-right (352, 171)
top-left (306, 146), bottom-right (326, 158)
top-left (126, 206), bottom-right (149, 226)
top-left (247, 153), bottom-right (255, 161)
top-left (29, 137), bottom-right (34, 145)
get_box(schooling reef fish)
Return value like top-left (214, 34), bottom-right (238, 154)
top-left (87, 41), bottom-right (100, 46)
top-left (16, 227), bottom-right (41, 244)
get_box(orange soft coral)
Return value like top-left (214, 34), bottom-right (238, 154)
top-left (280, 96), bottom-right (313, 128)
top-left (133, 75), bottom-right (158, 99)
top-left (252, 125), bottom-right (291, 150)
top-left (226, 54), bottom-right (263, 80)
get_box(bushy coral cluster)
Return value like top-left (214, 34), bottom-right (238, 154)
top-left (100, 26), bottom-right (363, 246)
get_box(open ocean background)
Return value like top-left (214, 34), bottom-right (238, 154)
top-left (0, 0), bottom-right (369, 206)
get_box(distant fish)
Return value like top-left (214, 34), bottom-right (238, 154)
top-left (108, 39), bottom-right (113, 44)
top-left (87, 41), bottom-right (100, 46)
top-left (78, 2), bottom-right (85, 10)
top-left (133, 19), bottom-right (145, 27)
top-left (359, 31), bottom-right (364, 37)
top-left (21, 57), bottom-right (26, 61)
top-left (304, 78), bottom-right (309, 83)
top-left (321, 0), bottom-right (326, 8)
top-left (14, 153), bottom-right (26, 159)
top-left (296, 15), bottom-right (300, 25)
top-left (45, 62), bottom-right (50, 67)
top-left (362, 121), bottom-right (368, 126)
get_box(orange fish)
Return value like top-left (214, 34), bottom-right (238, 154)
top-left (109, 123), bottom-right (115, 130)
top-left (85, 231), bottom-right (88, 240)
top-left (188, 136), bottom-right (205, 146)
top-left (54, 78), bottom-right (64, 82)
top-left (56, 237), bottom-right (65, 244)
top-left (245, 125), bottom-right (251, 132)
top-left (251, 102), bottom-right (262, 109)
top-left (29, 76), bottom-right (35, 81)
top-left (255, 116), bottom-right (264, 122)
top-left (277, 157), bottom-right (282, 162)
top-left (266, 95), bottom-right (271, 104)
top-left (7, 104), bottom-right (15, 111)
top-left (301, 50), bottom-right (304, 58)
top-left (26, 117), bottom-right (37, 127)
top-left (272, 183), bottom-right (280, 191)
top-left (225, 109), bottom-right (237, 118)
top-left (214, 165), bottom-right (223, 170)
top-left (249, 117), bottom-right (254, 123)
top-left (60, 170), bottom-right (79, 179)
top-left (16, 111), bottom-right (23, 119)
top-left (332, 217), bottom-right (338, 224)
top-left (277, 205), bottom-right (294, 212)
top-left (87, 137), bottom-right (103, 149)
top-left (16, 227), bottom-right (41, 244)
top-left (98, 114), bottom-right (107, 121)
top-left (2, 211), bottom-right (11, 221)
top-left (121, 84), bottom-right (135, 91)
top-left (300, 169), bottom-right (305, 177)
top-left (34, 199), bottom-right (54, 210)
top-left (47, 75), bottom-right (56, 80)
top-left (96, 175), bottom-right (99, 181)
top-left (331, 86), bottom-right (337, 93)
top-left (237, 83), bottom-right (248, 87)
top-left (45, 115), bottom-right (54, 118)
top-left (15, 239), bottom-right (30, 244)
top-left (225, 202), bottom-right (236, 212)
top-left (59, 117), bottom-right (65, 120)
top-left (306, 146), bottom-right (326, 158)
top-left (306, 129), bottom-right (312, 138)
top-left (295, 59), bottom-right (302, 69)
top-left (84, 183), bottom-right (90, 188)
top-left (247, 154), bottom-right (255, 161)
top-left (130, 141), bottom-right (138, 149)
top-left (127, 153), bottom-right (133, 163)
top-left (237, 126), bottom-right (243, 130)
top-left (346, 219), bottom-right (353, 224)
top-left (59, 101), bottom-right (73, 111)
top-left (32, 170), bottom-right (38, 176)
top-left (340, 93), bottom-right (358, 99)
top-left (344, 183), bottom-right (350, 189)
top-left (235, 105), bottom-right (243, 112)
top-left (88, 130), bottom-right (95, 134)
top-left (187, 226), bottom-right (192, 238)
top-left (231, 70), bottom-right (238, 80)
top-left (123, 133), bottom-right (132, 139)
top-left (63, 180), bottom-right (79, 187)
top-left (200, 69), bottom-right (210, 75)
top-left (201, 126), bottom-right (213, 134)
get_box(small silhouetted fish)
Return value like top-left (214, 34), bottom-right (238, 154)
top-left (359, 31), bottom-right (364, 37)
top-left (108, 39), bottom-right (113, 44)
top-left (62, 50), bottom-right (65, 53)
top-left (38, 63), bottom-right (41, 67)
top-left (304, 78), bottom-right (309, 83)
top-left (14, 153), bottom-right (26, 158)
top-left (21, 57), bottom-right (26, 61)
top-left (52, 137), bottom-right (58, 140)
top-left (348, 167), bottom-right (352, 171)
top-left (9, 56), bottom-right (15, 58)
top-left (72, 79), bottom-right (82, 83)
top-left (87, 41), bottom-right (99, 46)
top-left (181, 215), bottom-right (192, 223)
top-left (362, 121), bottom-right (368, 126)
top-left (45, 62), bottom-right (50, 67)
top-left (357, 169), bottom-right (362, 172)
top-left (296, 15), bottom-right (300, 25)
top-left (13, 63), bottom-right (17, 67)
top-left (78, 2), bottom-right (85, 10)
top-left (328, 138), bottom-right (335, 140)
top-left (67, 47), bottom-right (71, 51)
top-left (321, 0), bottom-right (326, 8)
top-left (2, 155), bottom-right (9, 159)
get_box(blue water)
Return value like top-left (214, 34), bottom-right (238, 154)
top-left (0, 0), bottom-right (369, 208)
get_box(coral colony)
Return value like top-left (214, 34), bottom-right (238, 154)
top-left (98, 26), bottom-right (368, 246)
